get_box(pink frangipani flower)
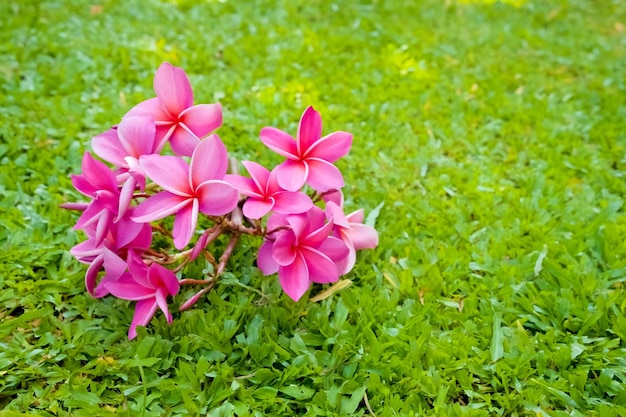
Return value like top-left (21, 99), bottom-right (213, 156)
top-left (71, 152), bottom-right (120, 245)
top-left (259, 106), bottom-right (352, 192)
top-left (225, 161), bottom-right (313, 219)
top-left (92, 116), bottom-right (161, 220)
top-left (257, 207), bottom-right (349, 301)
top-left (125, 62), bottom-right (222, 157)
top-left (71, 212), bottom-right (152, 297)
top-left (132, 135), bottom-right (238, 250)
top-left (103, 251), bottom-right (180, 340)
top-left (325, 200), bottom-right (378, 275)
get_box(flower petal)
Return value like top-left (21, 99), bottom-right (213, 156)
top-left (301, 248), bottom-right (338, 284)
top-left (153, 62), bottom-right (193, 118)
top-left (189, 134), bottom-right (228, 189)
top-left (128, 299), bottom-right (159, 340)
top-left (324, 201), bottom-right (350, 228)
top-left (172, 198), bottom-right (199, 250)
top-left (81, 152), bottom-right (118, 192)
top-left (306, 131), bottom-right (352, 163)
top-left (300, 217), bottom-right (333, 249)
top-left (92, 128), bottom-right (126, 167)
top-left (297, 106), bottom-right (322, 153)
top-left (318, 236), bottom-right (350, 263)
top-left (272, 230), bottom-right (298, 266)
top-left (279, 253), bottom-right (310, 301)
top-left (124, 97), bottom-right (170, 122)
top-left (168, 125), bottom-right (201, 157)
top-left (275, 160), bottom-right (309, 192)
top-left (140, 154), bottom-right (192, 196)
top-left (271, 191), bottom-right (313, 215)
top-left (105, 276), bottom-right (156, 301)
top-left (243, 197), bottom-right (275, 219)
top-left (85, 253), bottom-right (104, 296)
top-left (241, 161), bottom-right (271, 194)
top-left (117, 115), bottom-right (157, 158)
top-left (195, 180), bottom-right (238, 215)
top-left (259, 127), bottom-right (298, 159)
top-left (257, 240), bottom-right (279, 275)
top-left (148, 264), bottom-right (180, 296)
top-left (346, 223), bottom-right (379, 250)
top-left (179, 103), bottom-right (222, 138)
top-left (305, 158), bottom-right (344, 192)
top-left (117, 176), bottom-right (137, 222)
top-left (155, 289), bottom-right (173, 323)
top-left (224, 174), bottom-right (262, 198)
top-left (132, 192), bottom-right (190, 223)
top-left (346, 208), bottom-right (364, 224)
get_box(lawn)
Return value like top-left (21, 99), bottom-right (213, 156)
top-left (1, 0), bottom-right (626, 415)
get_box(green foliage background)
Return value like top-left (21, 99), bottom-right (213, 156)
top-left (1, 0), bottom-right (626, 415)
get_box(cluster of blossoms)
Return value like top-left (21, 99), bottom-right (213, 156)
top-left (64, 63), bottom-right (378, 339)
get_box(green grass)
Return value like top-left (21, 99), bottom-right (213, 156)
top-left (2, 0), bottom-right (626, 415)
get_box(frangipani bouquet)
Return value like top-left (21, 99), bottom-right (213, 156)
top-left (63, 63), bottom-right (379, 339)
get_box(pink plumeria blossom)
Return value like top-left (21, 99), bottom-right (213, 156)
top-left (132, 135), bottom-right (238, 250)
top-left (71, 152), bottom-right (120, 245)
top-left (125, 62), bottom-right (222, 157)
top-left (225, 161), bottom-right (313, 219)
top-left (259, 106), bottom-right (352, 192)
top-left (257, 207), bottom-right (349, 301)
top-left (325, 200), bottom-right (379, 275)
top-left (102, 251), bottom-right (180, 340)
top-left (71, 212), bottom-right (152, 297)
top-left (92, 116), bottom-right (161, 220)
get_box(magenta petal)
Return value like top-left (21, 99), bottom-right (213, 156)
top-left (117, 176), bottom-right (137, 221)
top-left (172, 198), bottom-right (199, 250)
top-left (195, 180), bottom-right (238, 215)
top-left (92, 128), bottom-right (126, 167)
top-left (334, 241), bottom-right (356, 276)
top-left (128, 299), bottom-right (159, 340)
top-left (153, 62), bottom-right (193, 118)
top-left (285, 212), bottom-right (309, 239)
top-left (140, 154), bottom-right (192, 196)
top-left (241, 161), bottom-right (271, 194)
top-left (346, 223), bottom-right (379, 250)
top-left (346, 208), bottom-right (365, 224)
top-left (189, 134), bottom-right (229, 189)
top-left (124, 97), bottom-right (171, 122)
top-left (259, 127), bottom-right (298, 159)
top-left (224, 174), bottom-right (262, 198)
top-left (106, 278), bottom-right (156, 301)
top-left (102, 248), bottom-right (128, 281)
top-left (301, 248), bottom-right (338, 284)
top-left (272, 231), bottom-right (298, 266)
top-left (318, 236), bottom-right (350, 263)
top-left (325, 201), bottom-right (350, 228)
top-left (279, 253), bottom-right (310, 301)
top-left (297, 106), bottom-right (322, 153)
top-left (85, 253), bottom-right (104, 296)
top-left (271, 191), bottom-right (313, 215)
top-left (275, 160), bottom-right (309, 192)
top-left (132, 192), bottom-right (190, 223)
top-left (306, 131), bottom-right (352, 163)
top-left (305, 158), bottom-right (344, 192)
top-left (180, 103), bottom-right (222, 138)
top-left (117, 116), bottom-right (157, 158)
top-left (81, 152), bottom-right (118, 192)
top-left (168, 125), bottom-right (201, 157)
top-left (257, 240), bottom-right (279, 275)
top-left (155, 290), bottom-right (173, 323)
top-left (149, 264), bottom-right (180, 296)
top-left (301, 218), bottom-right (333, 249)
top-left (243, 198), bottom-right (275, 219)
top-left (322, 189), bottom-right (344, 206)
